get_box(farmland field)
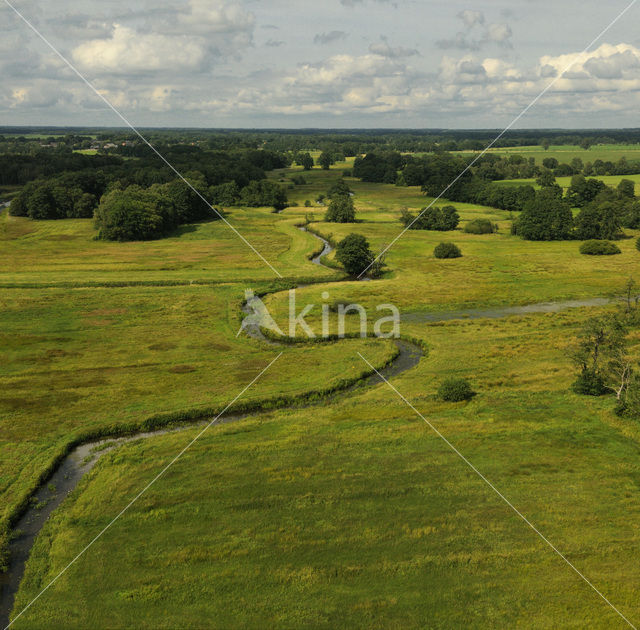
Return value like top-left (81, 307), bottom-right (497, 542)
top-left (3, 150), bottom-right (640, 629)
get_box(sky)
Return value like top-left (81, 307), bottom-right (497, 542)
top-left (2, 0), bottom-right (640, 129)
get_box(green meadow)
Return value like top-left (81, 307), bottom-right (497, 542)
top-left (4, 154), bottom-right (640, 628)
top-left (460, 143), bottom-right (640, 165)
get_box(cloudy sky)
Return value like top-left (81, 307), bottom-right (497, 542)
top-left (2, 0), bottom-right (640, 128)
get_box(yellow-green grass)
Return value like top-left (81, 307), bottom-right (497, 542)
top-left (279, 218), bottom-right (640, 314)
top-left (5, 157), bottom-right (640, 627)
top-left (0, 282), bottom-right (397, 528)
top-left (11, 307), bottom-right (640, 628)
top-left (496, 172), bottom-right (640, 193)
top-left (0, 209), bottom-right (339, 286)
top-left (458, 143), bottom-right (640, 164)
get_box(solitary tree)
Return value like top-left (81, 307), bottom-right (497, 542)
top-left (335, 233), bottom-right (374, 275)
top-left (318, 151), bottom-right (335, 170)
top-left (325, 195), bottom-right (356, 223)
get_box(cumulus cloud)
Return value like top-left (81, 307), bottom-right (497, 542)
top-left (458, 10), bottom-right (484, 29)
top-left (314, 31), bottom-right (348, 45)
top-left (71, 0), bottom-right (254, 75)
top-left (437, 10), bottom-right (512, 51)
top-left (72, 25), bottom-right (207, 73)
top-left (369, 36), bottom-right (418, 58)
top-left (340, 0), bottom-right (398, 7)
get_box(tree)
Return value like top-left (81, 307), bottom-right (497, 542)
top-left (318, 151), bottom-right (335, 170)
top-left (240, 180), bottom-right (288, 211)
top-left (325, 195), bottom-right (356, 223)
top-left (536, 169), bottom-right (556, 187)
top-left (164, 178), bottom-right (216, 223)
top-left (570, 315), bottom-right (627, 395)
top-left (580, 138), bottom-right (593, 150)
top-left (296, 152), bottom-right (314, 171)
top-left (94, 185), bottom-right (179, 241)
top-left (399, 206), bottom-right (459, 231)
top-left (335, 233), bottom-right (374, 275)
top-left (618, 179), bottom-right (635, 199)
top-left (327, 179), bottom-right (352, 198)
top-left (575, 202), bottom-right (622, 240)
top-left (542, 157), bottom-right (559, 170)
top-left (517, 189), bottom-right (573, 241)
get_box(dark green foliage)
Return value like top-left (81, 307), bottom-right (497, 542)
top-left (518, 189), bottom-right (573, 241)
top-left (464, 219), bottom-right (497, 234)
top-left (164, 178), bottom-right (217, 223)
top-left (318, 151), bottom-right (335, 170)
top-left (572, 369), bottom-right (608, 396)
top-left (296, 153), bottom-right (314, 171)
top-left (570, 314), bottom-right (628, 397)
top-left (566, 175), bottom-right (607, 207)
top-left (575, 202), bottom-right (622, 240)
top-left (239, 180), bottom-right (288, 210)
top-left (579, 240), bottom-right (621, 255)
top-left (335, 233), bottom-right (374, 275)
top-left (325, 195), bottom-right (356, 223)
top-left (536, 169), bottom-right (556, 187)
top-left (400, 205), bottom-right (459, 231)
top-left (327, 179), bottom-right (352, 198)
top-left (438, 378), bottom-right (475, 402)
top-left (637, 237), bottom-right (640, 252)
top-left (434, 242), bottom-right (462, 259)
top-left (209, 181), bottom-right (240, 206)
top-left (94, 185), bottom-right (179, 241)
top-left (353, 152), bottom-right (403, 183)
top-left (621, 201), bottom-right (640, 229)
top-left (617, 179), bottom-right (635, 198)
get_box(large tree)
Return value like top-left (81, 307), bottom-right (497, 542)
top-left (335, 233), bottom-right (374, 276)
top-left (325, 195), bottom-right (356, 223)
top-left (517, 189), bottom-right (573, 241)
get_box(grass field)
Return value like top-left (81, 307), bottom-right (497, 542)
top-left (4, 158), bottom-right (640, 628)
top-left (495, 172), bottom-right (640, 194)
top-left (458, 143), bottom-right (640, 165)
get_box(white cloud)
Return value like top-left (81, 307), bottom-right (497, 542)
top-left (72, 24), bottom-right (207, 73)
top-left (70, 0), bottom-right (254, 75)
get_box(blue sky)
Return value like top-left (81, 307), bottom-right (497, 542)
top-left (2, 0), bottom-right (640, 128)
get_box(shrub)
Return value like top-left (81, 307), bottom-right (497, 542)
top-left (464, 218), bottom-right (497, 234)
top-left (434, 242), bottom-right (462, 259)
top-left (438, 378), bottom-right (475, 402)
top-left (571, 369), bottom-right (608, 396)
top-left (579, 240), bottom-right (621, 255)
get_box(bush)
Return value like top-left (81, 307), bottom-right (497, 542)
top-left (438, 378), bottom-right (475, 402)
top-left (571, 369), bottom-right (608, 396)
top-left (464, 218), bottom-right (497, 234)
top-left (434, 242), bottom-right (462, 259)
top-left (579, 240), bottom-right (621, 255)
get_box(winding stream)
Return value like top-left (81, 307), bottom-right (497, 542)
top-left (0, 227), bottom-right (614, 626)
